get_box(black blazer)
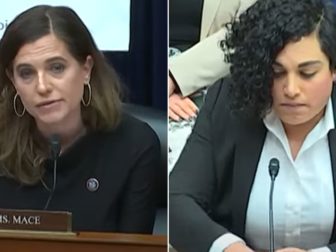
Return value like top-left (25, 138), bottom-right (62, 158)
top-left (169, 77), bottom-right (336, 252)
top-left (0, 114), bottom-right (160, 234)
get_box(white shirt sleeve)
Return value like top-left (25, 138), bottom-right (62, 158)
top-left (209, 233), bottom-right (245, 252)
top-left (309, 247), bottom-right (331, 252)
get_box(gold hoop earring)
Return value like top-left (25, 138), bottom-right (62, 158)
top-left (13, 93), bottom-right (25, 117)
top-left (82, 81), bottom-right (92, 107)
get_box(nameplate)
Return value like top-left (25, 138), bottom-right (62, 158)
top-left (0, 208), bottom-right (72, 232)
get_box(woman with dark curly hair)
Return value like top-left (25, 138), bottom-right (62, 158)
top-left (170, 0), bottom-right (336, 251)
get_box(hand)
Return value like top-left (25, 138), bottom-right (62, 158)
top-left (169, 93), bottom-right (198, 121)
top-left (276, 247), bottom-right (307, 252)
top-left (224, 242), bottom-right (254, 252)
top-left (169, 76), bottom-right (176, 96)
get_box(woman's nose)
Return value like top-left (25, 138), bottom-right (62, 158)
top-left (36, 72), bottom-right (52, 94)
top-left (283, 74), bottom-right (300, 98)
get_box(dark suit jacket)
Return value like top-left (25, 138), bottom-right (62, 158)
top-left (169, 77), bottom-right (336, 252)
top-left (0, 114), bottom-right (160, 234)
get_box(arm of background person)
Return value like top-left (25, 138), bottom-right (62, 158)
top-left (169, 0), bottom-right (256, 97)
top-left (169, 93), bottom-right (198, 121)
top-left (169, 28), bottom-right (229, 97)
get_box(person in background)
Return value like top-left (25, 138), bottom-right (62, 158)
top-left (170, 0), bottom-right (336, 251)
top-left (169, 0), bottom-right (255, 121)
top-left (0, 5), bottom-right (160, 234)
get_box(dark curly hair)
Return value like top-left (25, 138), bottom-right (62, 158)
top-left (222, 0), bottom-right (336, 117)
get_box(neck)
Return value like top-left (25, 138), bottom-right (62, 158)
top-left (283, 109), bottom-right (325, 160)
top-left (283, 109), bottom-right (325, 141)
top-left (59, 125), bottom-right (87, 153)
top-left (37, 116), bottom-right (86, 153)
top-left (284, 124), bottom-right (311, 143)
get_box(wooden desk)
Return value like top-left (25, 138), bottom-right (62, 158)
top-left (0, 230), bottom-right (167, 252)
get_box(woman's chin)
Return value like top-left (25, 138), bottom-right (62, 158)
top-left (34, 112), bottom-right (66, 127)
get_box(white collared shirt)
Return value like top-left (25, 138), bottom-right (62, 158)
top-left (210, 99), bottom-right (335, 252)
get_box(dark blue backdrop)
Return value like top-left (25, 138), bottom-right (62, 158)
top-left (104, 0), bottom-right (167, 111)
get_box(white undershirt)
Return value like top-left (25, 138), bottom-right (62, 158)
top-left (210, 99), bottom-right (335, 252)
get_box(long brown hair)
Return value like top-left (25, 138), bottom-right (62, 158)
top-left (0, 5), bottom-right (122, 184)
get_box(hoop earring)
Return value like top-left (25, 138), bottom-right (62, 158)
top-left (13, 93), bottom-right (25, 117)
top-left (82, 81), bottom-right (92, 107)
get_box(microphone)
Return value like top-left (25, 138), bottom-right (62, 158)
top-left (50, 134), bottom-right (61, 160)
top-left (268, 158), bottom-right (280, 252)
top-left (44, 134), bottom-right (61, 210)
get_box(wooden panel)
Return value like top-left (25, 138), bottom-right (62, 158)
top-left (0, 230), bottom-right (167, 252)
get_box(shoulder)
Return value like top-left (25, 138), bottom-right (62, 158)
top-left (95, 113), bottom-right (160, 151)
top-left (202, 76), bottom-right (233, 117)
top-left (122, 113), bottom-right (160, 142)
top-left (216, 0), bottom-right (256, 19)
top-left (218, 0), bottom-right (256, 12)
top-left (200, 76), bottom-right (263, 138)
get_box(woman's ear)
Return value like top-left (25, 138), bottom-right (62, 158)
top-left (84, 55), bottom-right (94, 78)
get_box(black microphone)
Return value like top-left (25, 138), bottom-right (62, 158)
top-left (44, 134), bottom-right (61, 210)
top-left (268, 158), bottom-right (280, 252)
top-left (50, 134), bottom-right (61, 160)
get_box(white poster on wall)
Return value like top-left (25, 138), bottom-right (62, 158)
top-left (0, 0), bottom-right (130, 51)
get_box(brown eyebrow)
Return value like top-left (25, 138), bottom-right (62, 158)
top-left (15, 63), bottom-right (31, 70)
top-left (15, 57), bottom-right (67, 70)
top-left (45, 56), bottom-right (67, 64)
top-left (273, 60), bottom-right (323, 69)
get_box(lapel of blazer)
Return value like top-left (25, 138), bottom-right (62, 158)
top-left (231, 116), bottom-right (267, 237)
top-left (200, 0), bottom-right (221, 39)
top-left (328, 86), bottom-right (336, 243)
